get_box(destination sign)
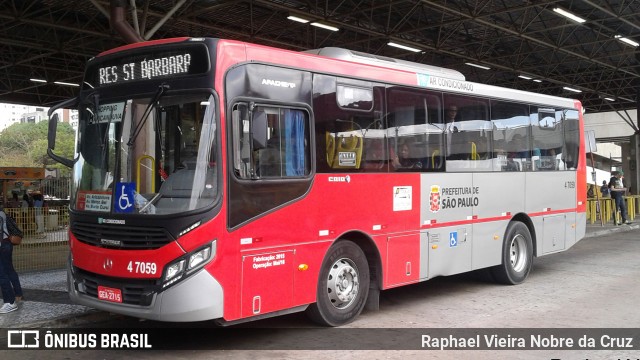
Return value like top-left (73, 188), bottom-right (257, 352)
top-left (85, 44), bottom-right (210, 88)
top-left (98, 54), bottom-right (191, 85)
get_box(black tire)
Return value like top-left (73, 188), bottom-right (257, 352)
top-left (490, 221), bottom-right (533, 285)
top-left (306, 240), bottom-right (370, 327)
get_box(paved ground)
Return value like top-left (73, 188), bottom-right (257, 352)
top-left (0, 220), bottom-right (639, 360)
top-left (0, 220), bottom-right (637, 329)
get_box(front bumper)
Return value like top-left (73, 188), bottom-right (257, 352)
top-left (67, 258), bottom-right (224, 322)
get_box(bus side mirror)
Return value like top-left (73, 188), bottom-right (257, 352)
top-left (47, 113), bottom-right (75, 168)
top-left (48, 113), bottom-right (58, 150)
top-left (252, 110), bottom-right (268, 150)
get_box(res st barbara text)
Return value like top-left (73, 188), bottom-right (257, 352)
top-left (98, 53), bottom-right (192, 85)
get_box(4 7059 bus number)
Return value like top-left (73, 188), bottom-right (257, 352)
top-left (127, 261), bottom-right (157, 275)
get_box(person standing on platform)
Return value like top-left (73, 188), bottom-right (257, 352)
top-left (609, 171), bottom-right (630, 225)
top-left (32, 192), bottom-right (45, 236)
top-left (0, 206), bottom-right (23, 313)
top-left (600, 180), bottom-right (610, 198)
top-left (7, 193), bottom-right (19, 209)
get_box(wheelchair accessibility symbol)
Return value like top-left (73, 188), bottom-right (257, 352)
top-left (449, 232), bottom-right (458, 247)
top-left (115, 182), bottom-right (135, 213)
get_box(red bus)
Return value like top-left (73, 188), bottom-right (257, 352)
top-left (47, 37), bottom-right (586, 326)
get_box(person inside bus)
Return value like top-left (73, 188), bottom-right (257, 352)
top-left (443, 105), bottom-right (462, 160)
top-left (503, 134), bottom-right (528, 171)
top-left (504, 153), bottom-right (520, 171)
top-left (444, 106), bottom-right (459, 133)
top-left (547, 148), bottom-right (559, 169)
top-left (363, 138), bottom-right (386, 170)
top-left (508, 134), bottom-right (529, 159)
top-left (392, 140), bottom-right (422, 170)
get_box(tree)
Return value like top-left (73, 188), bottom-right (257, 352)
top-left (0, 120), bottom-right (75, 175)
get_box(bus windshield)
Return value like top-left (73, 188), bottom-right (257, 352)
top-left (71, 92), bottom-right (217, 215)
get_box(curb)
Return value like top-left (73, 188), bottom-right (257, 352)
top-left (584, 223), bottom-right (640, 238)
top-left (13, 310), bottom-right (113, 329)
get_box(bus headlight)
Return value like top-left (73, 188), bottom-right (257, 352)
top-left (189, 247), bottom-right (211, 270)
top-left (162, 241), bottom-right (216, 288)
top-left (165, 260), bottom-right (185, 282)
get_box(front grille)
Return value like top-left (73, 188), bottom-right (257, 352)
top-left (74, 267), bottom-right (160, 306)
top-left (72, 222), bottom-right (173, 249)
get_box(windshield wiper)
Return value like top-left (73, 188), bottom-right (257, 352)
top-left (126, 84), bottom-right (169, 147)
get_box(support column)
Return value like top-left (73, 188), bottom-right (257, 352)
top-left (634, 84), bottom-right (640, 195)
top-left (110, 0), bottom-right (144, 43)
top-left (623, 140), bottom-right (637, 195)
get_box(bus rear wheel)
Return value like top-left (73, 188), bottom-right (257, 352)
top-left (307, 240), bottom-right (370, 327)
top-left (491, 221), bottom-right (533, 285)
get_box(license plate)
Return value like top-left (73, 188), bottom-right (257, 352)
top-left (97, 285), bottom-right (123, 303)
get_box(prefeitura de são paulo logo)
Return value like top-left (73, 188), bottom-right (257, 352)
top-left (429, 185), bottom-right (441, 213)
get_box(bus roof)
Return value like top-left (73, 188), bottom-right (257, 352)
top-left (233, 39), bottom-right (580, 110)
top-left (304, 47), bottom-right (466, 81)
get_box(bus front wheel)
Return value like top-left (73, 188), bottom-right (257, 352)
top-left (491, 222), bottom-right (533, 285)
top-left (307, 240), bottom-right (370, 327)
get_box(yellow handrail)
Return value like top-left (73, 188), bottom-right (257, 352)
top-left (586, 197), bottom-right (634, 224)
top-left (470, 142), bottom-right (479, 160)
top-left (136, 155), bottom-right (155, 193)
top-left (431, 150), bottom-right (440, 168)
top-left (624, 196), bottom-right (636, 220)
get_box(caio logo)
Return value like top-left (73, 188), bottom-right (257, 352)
top-left (328, 175), bottom-right (351, 183)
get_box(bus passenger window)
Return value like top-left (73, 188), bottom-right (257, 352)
top-left (491, 100), bottom-right (530, 172)
top-left (237, 106), bottom-right (310, 179)
top-left (445, 95), bottom-right (491, 171)
top-left (386, 87), bottom-right (443, 172)
top-left (531, 108), bottom-right (563, 171)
